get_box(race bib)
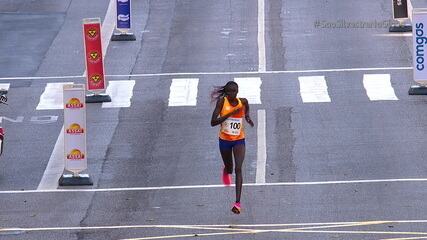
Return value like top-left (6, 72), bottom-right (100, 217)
top-left (221, 117), bottom-right (242, 136)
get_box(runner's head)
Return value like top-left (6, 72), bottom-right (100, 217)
top-left (210, 81), bottom-right (238, 103)
top-left (224, 81), bottom-right (238, 100)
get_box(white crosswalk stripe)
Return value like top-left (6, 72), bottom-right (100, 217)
top-left (36, 82), bottom-right (74, 110)
top-left (363, 74), bottom-right (398, 101)
top-left (234, 77), bottom-right (262, 104)
top-left (0, 83), bottom-right (10, 91)
top-left (168, 78), bottom-right (199, 106)
top-left (30, 72), bottom-right (406, 111)
top-left (102, 80), bottom-right (136, 108)
top-left (298, 76), bottom-right (331, 103)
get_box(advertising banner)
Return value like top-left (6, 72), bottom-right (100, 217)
top-left (413, 9), bottom-right (427, 85)
top-left (393, 0), bottom-right (409, 19)
top-left (117, 0), bottom-right (131, 29)
top-left (63, 84), bottom-right (87, 174)
top-left (83, 18), bottom-right (106, 92)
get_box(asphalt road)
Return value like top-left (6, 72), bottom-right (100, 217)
top-left (2, 0), bottom-right (427, 239)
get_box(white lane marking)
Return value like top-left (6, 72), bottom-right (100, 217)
top-left (8, 178), bottom-right (427, 194)
top-left (102, 80), bottom-right (135, 108)
top-left (0, 67), bottom-right (414, 81)
top-left (0, 75), bottom-right (84, 81)
top-left (107, 66), bottom-right (412, 76)
top-left (0, 83), bottom-right (10, 91)
top-left (0, 221), bottom-right (403, 232)
top-left (363, 74), bottom-right (398, 101)
top-left (234, 77), bottom-right (262, 104)
top-left (383, 237), bottom-right (427, 240)
top-left (258, 0), bottom-right (266, 72)
top-left (256, 109), bottom-right (266, 183)
top-left (168, 78), bottom-right (199, 106)
top-left (3, 220), bottom-right (427, 232)
top-left (4, 220), bottom-right (427, 239)
top-left (36, 82), bottom-right (73, 110)
top-left (373, 33), bottom-right (412, 37)
top-left (298, 76), bottom-right (331, 103)
top-left (37, 127), bottom-right (64, 190)
top-left (38, 0), bottom-right (117, 190)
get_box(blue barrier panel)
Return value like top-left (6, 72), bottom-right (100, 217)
top-left (117, 0), bottom-right (131, 29)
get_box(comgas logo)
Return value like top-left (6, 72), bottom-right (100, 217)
top-left (416, 23), bottom-right (427, 71)
top-left (118, 14), bottom-right (130, 22)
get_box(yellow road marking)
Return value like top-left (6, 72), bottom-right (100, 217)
top-left (121, 231), bottom-right (255, 240)
top-left (381, 237), bottom-right (427, 240)
top-left (284, 220), bottom-right (388, 231)
top-left (278, 229), bottom-right (427, 236)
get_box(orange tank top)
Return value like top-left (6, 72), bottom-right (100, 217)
top-left (219, 97), bottom-right (245, 141)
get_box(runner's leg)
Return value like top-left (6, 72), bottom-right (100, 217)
top-left (220, 147), bottom-right (233, 174)
top-left (233, 143), bottom-right (245, 203)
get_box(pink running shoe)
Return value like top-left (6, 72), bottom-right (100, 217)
top-left (231, 202), bottom-right (241, 214)
top-left (222, 168), bottom-right (232, 186)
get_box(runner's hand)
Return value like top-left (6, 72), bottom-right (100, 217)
top-left (245, 116), bottom-right (254, 127)
top-left (231, 107), bottom-right (241, 115)
top-left (224, 107), bottom-right (241, 118)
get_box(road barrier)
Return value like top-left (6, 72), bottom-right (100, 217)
top-left (83, 18), bottom-right (111, 103)
top-left (390, 0), bottom-right (413, 32)
top-left (111, 0), bottom-right (136, 41)
top-left (59, 84), bottom-right (92, 186)
top-left (409, 8), bottom-right (427, 95)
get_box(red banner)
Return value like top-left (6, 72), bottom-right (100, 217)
top-left (83, 18), bottom-right (106, 91)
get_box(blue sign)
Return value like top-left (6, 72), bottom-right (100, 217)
top-left (116, 0), bottom-right (131, 29)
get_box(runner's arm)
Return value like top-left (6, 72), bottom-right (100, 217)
top-left (211, 98), bottom-right (240, 127)
top-left (242, 98), bottom-right (254, 127)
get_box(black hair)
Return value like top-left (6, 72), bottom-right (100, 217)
top-left (210, 81), bottom-right (238, 103)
